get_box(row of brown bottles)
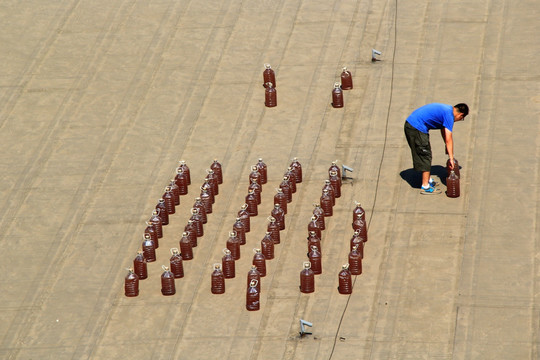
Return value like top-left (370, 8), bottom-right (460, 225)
top-left (300, 163), bottom-right (333, 292)
top-left (332, 67), bottom-right (353, 108)
top-left (339, 203), bottom-right (368, 294)
top-left (320, 162), bottom-right (342, 216)
top-left (125, 161), bottom-right (192, 296)
top-left (212, 159), bottom-right (269, 297)
top-left (299, 263), bottom-right (353, 295)
top-left (301, 163), bottom-right (362, 294)
top-left (210, 158), bottom-right (303, 312)
top-left (162, 160), bottom-right (223, 296)
top-left (300, 162), bottom-right (340, 292)
top-left (221, 157), bottom-right (270, 293)
top-left (246, 158), bottom-right (302, 310)
top-left (263, 64), bottom-right (353, 109)
top-left (125, 160), bottom-right (224, 297)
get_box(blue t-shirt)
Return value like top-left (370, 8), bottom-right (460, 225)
top-left (406, 103), bottom-right (454, 134)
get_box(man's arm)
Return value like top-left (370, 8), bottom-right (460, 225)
top-left (441, 128), bottom-right (454, 169)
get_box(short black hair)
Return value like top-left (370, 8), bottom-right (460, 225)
top-left (454, 103), bottom-right (469, 117)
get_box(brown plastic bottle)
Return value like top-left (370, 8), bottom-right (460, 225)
top-left (206, 169), bottom-right (219, 196)
top-left (193, 197), bottom-right (207, 224)
top-left (279, 176), bottom-right (292, 203)
top-left (265, 82), bottom-right (277, 107)
top-left (163, 186), bottom-right (176, 215)
top-left (246, 279), bottom-right (260, 311)
top-left (169, 248), bottom-right (184, 279)
top-left (350, 230), bottom-right (364, 257)
top-left (313, 214), bottom-right (325, 235)
top-left (211, 263), bottom-right (225, 294)
top-left (260, 232), bottom-right (275, 260)
top-left (307, 215), bottom-right (321, 239)
top-left (149, 210), bottom-right (163, 239)
top-left (178, 160), bottom-right (191, 185)
top-left (331, 82), bottom-right (344, 108)
top-left (256, 158), bottom-right (268, 184)
top-left (348, 245), bottom-right (362, 275)
top-left (323, 179), bottom-right (336, 206)
top-left (142, 233), bottom-right (156, 262)
top-left (179, 231), bottom-right (194, 260)
top-left (222, 248), bottom-right (235, 279)
top-left (352, 214), bottom-right (367, 242)
top-left (233, 217), bottom-right (246, 245)
top-left (300, 262), bottom-right (315, 293)
top-left (446, 158), bottom-right (460, 178)
top-left (320, 189), bottom-right (333, 217)
top-left (237, 204), bottom-right (251, 233)
top-left (340, 67), bottom-right (353, 90)
top-left (161, 265), bottom-right (176, 296)
top-left (329, 161), bottom-right (342, 180)
top-left (200, 187), bottom-right (213, 214)
top-left (247, 265), bottom-right (261, 293)
top-left (226, 231), bottom-right (241, 260)
top-left (201, 178), bottom-right (215, 204)
top-left (249, 178), bottom-right (262, 205)
top-left (184, 220), bottom-right (198, 248)
top-left (124, 268), bottom-right (139, 297)
top-left (274, 188), bottom-right (288, 214)
top-left (352, 214), bottom-right (368, 243)
top-left (267, 216), bottom-right (281, 244)
top-left (252, 248), bottom-right (266, 277)
top-left (353, 201), bottom-right (366, 223)
top-left (169, 179), bottom-right (180, 206)
top-left (175, 167), bottom-right (189, 195)
top-left (249, 165), bottom-right (262, 187)
top-left (338, 264), bottom-right (352, 294)
top-left (144, 221), bottom-right (159, 249)
top-left (446, 170), bottom-right (460, 198)
top-left (133, 251), bottom-right (147, 280)
top-left (271, 203), bottom-right (285, 231)
top-left (313, 204), bottom-right (325, 230)
top-left (307, 231), bottom-right (322, 254)
top-left (329, 170), bottom-right (341, 198)
top-left (284, 167), bottom-right (297, 193)
top-left (210, 159), bottom-right (223, 184)
top-left (289, 157), bottom-right (302, 183)
top-left (190, 208), bottom-right (204, 237)
top-left (308, 245), bottom-right (322, 275)
top-left (352, 213), bottom-right (365, 232)
top-left (156, 199), bottom-right (169, 226)
top-left (245, 189), bottom-right (258, 216)
top-left (263, 64), bottom-right (276, 88)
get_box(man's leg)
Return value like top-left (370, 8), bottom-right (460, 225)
top-left (422, 171), bottom-right (430, 188)
top-left (405, 122), bottom-right (439, 193)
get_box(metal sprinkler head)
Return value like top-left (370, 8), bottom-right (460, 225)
top-left (299, 319), bottom-right (313, 337)
top-left (372, 49), bottom-right (382, 62)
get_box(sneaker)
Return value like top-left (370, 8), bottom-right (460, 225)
top-left (420, 186), bottom-right (442, 195)
top-left (429, 178), bottom-right (439, 187)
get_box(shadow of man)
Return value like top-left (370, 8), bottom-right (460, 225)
top-left (400, 165), bottom-right (448, 188)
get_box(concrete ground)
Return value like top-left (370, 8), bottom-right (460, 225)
top-left (1, 0), bottom-right (539, 359)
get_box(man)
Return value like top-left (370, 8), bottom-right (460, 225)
top-left (404, 103), bottom-right (469, 194)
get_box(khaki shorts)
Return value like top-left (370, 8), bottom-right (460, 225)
top-left (404, 121), bottom-right (432, 172)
